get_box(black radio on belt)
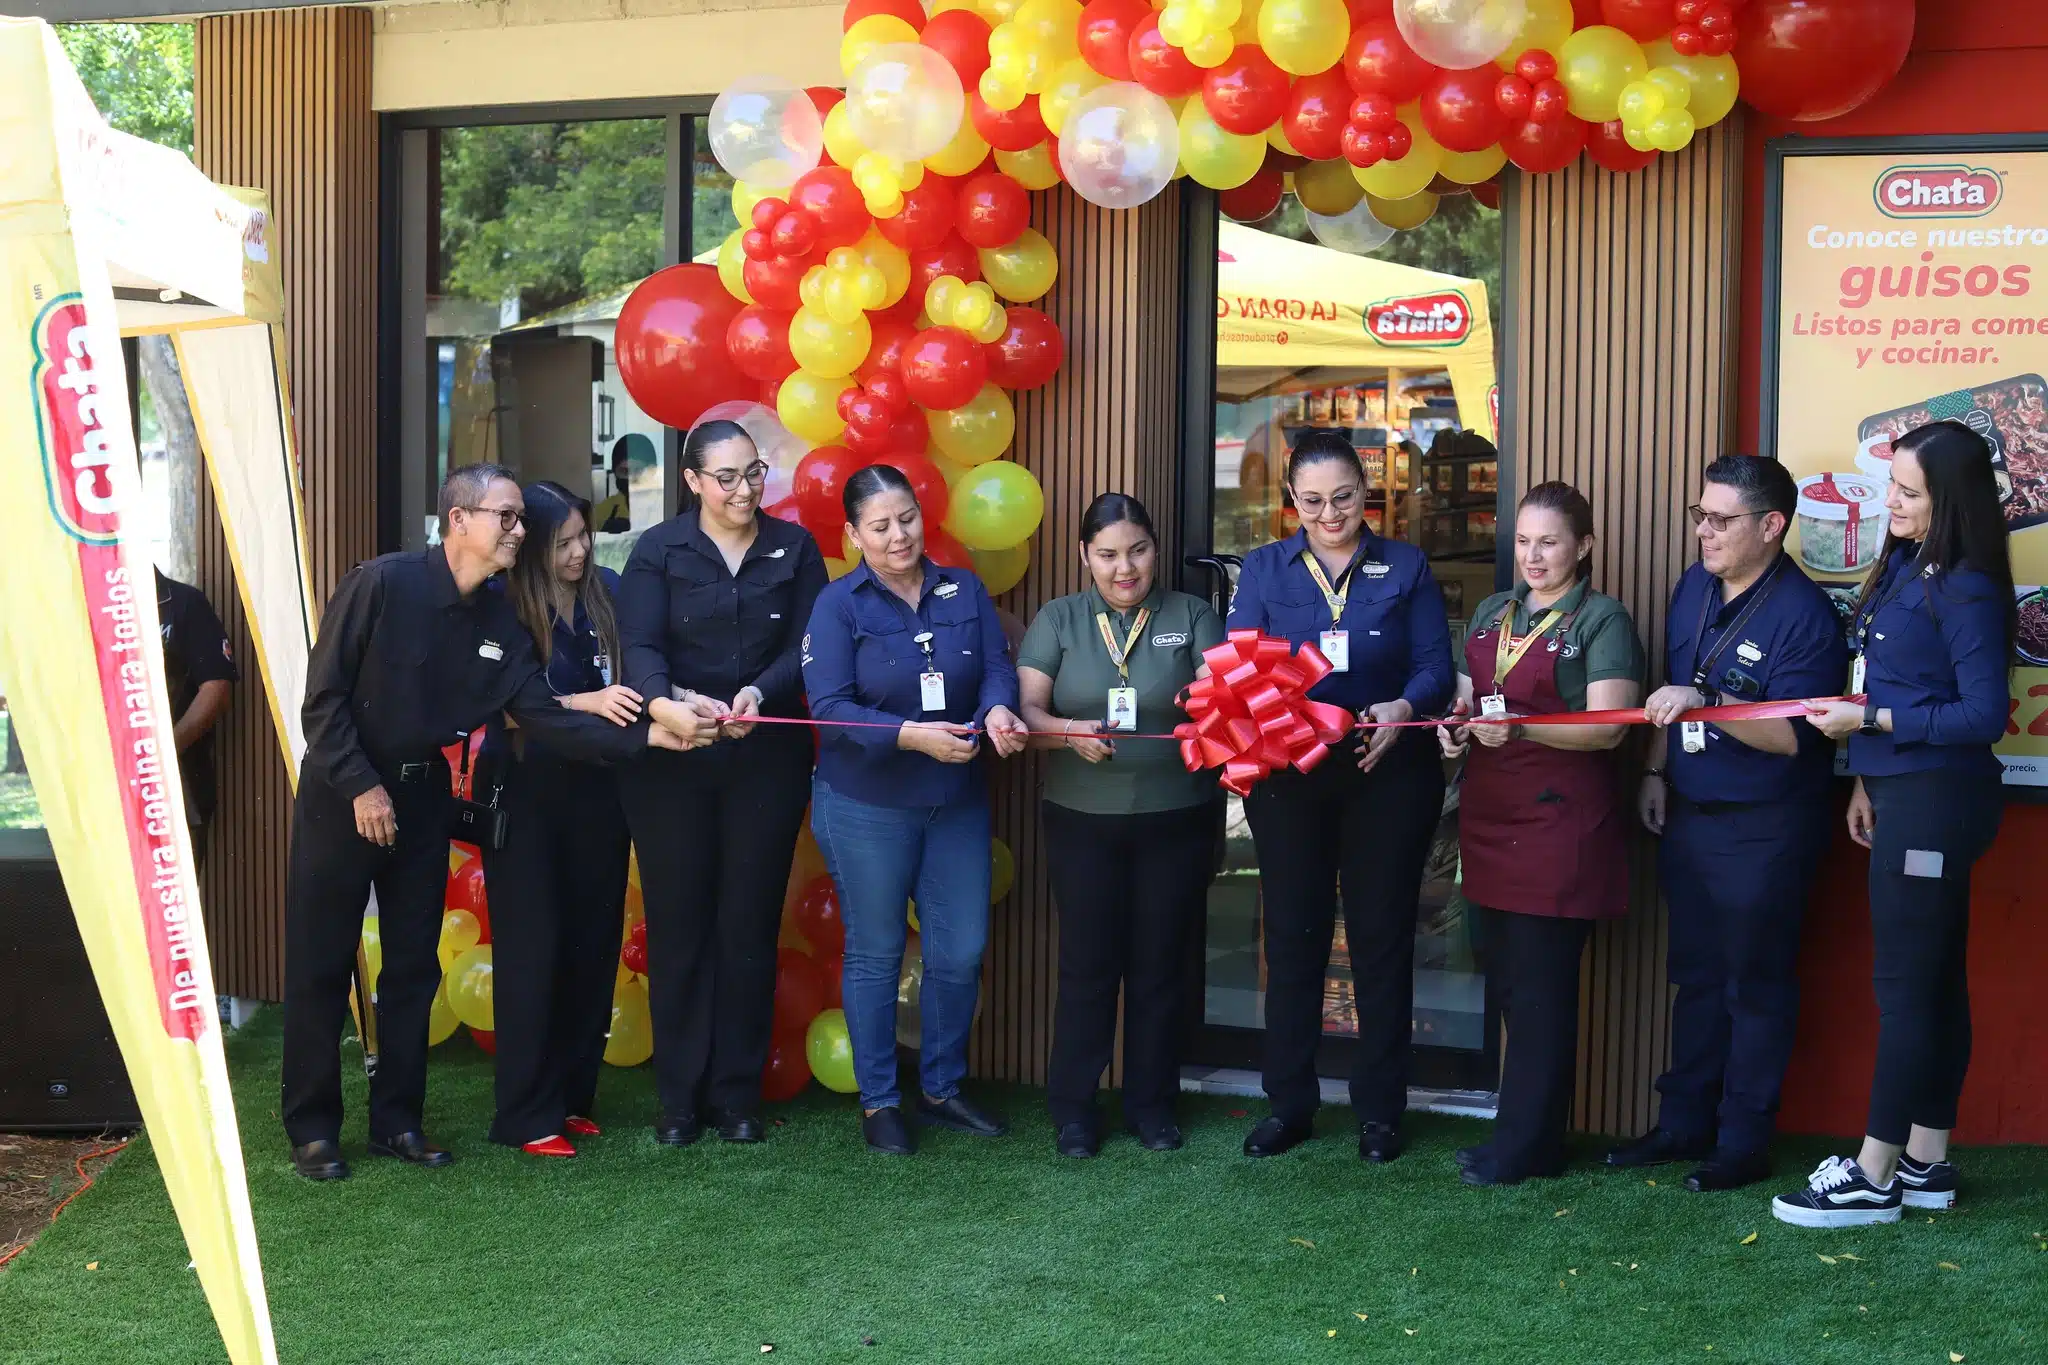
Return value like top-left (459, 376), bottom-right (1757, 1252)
top-left (446, 733), bottom-right (507, 850)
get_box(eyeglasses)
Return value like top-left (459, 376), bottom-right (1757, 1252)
top-left (1293, 488), bottom-right (1361, 516)
top-left (1687, 505), bottom-right (1768, 534)
top-left (460, 504), bottom-right (526, 532)
top-left (702, 461), bottom-right (769, 492)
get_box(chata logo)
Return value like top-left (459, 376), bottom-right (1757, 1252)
top-left (1874, 164), bottom-right (2002, 219)
top-left (29, 294), bottom-right (122, 546)
top-left (1364, 291), bottom-right (1471, 346)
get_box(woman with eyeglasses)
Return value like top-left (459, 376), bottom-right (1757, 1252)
top-left (1224, 431), bottom-right (1454, 1165)
top-left (616, 419), bottom-right (828, 1146)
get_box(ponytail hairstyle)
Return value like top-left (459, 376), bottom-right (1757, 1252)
top-left (1854, 419), bottom-right (2016, 652)
top-left (1079, 492), bottom-right (1156, 546)
top-left (507, 480), bottom-right (621, 677)
top-left (1284, 429), bottom-right (1366, 488)
top-left (1518, 480), bottom-right (1597, 581)
top-left (679, 418), bottom-right (757, 511)
top-left (842, 462), bottom-right (919, 523)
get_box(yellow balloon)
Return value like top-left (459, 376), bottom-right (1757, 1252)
top-left (359, 921), bottom-right (383, 999)
top-left (1293, 156), bottom-right (1365, 216)
top-left (716, 229), bottom-right (754, 304)
top-left (926, 117), bottom-right (993, 177)
top-left (1497, 0), bottom-right (1574, 70)
top-left (1616, 79), bottom-right (1664, 127)
top-left (788, 307), bottom-right (872, 379)
top-left (979, 228), bottom-right (1059, 303)
top-left (842, 14), bottom-right (920, 78)
top-left (1183, 30), bottom-right (1235, 68)
top-left (994, 141), bottom-right (1062, 190)
top-left (930, 384), bottom-right (1017, 464)
top-left (1352, 111), bottom-right (1441, 201)
top-left (855, 228), bottom-right (912, 308)
top-left (445, 944), bottom-right (495, 1032)
top-left (1365, 190), bottom-right (1439, 230)
top-left (825, 555), bottom-right (859, 580)
top-left (1558, 24), bottom-right (1647, 125)
top-left (929, 450), bottom-right (971, 487)
top-left (990, 836), bottom-right (1016, 902)
top-left (1643, 40), bottom-right (1739, 129)
top-left (628, 846), bottom-right (640, 889)
top-left (623, 881), bottom-right (644, 928)
top-left (1257, 0), bottom-right (1348, 76)
top-left (970, 541), bottom-right (1030, 595)
top-left (977, 0), bottom-right (1024, 19)
top-left (1039, 58), bottom-right (1108, 138)
top-left (946, 458), bottom-right (1046, 550)
top-left (1266, 119), bottom-right (1300, 157)
top-left (428, 981), bottom-right (461, 1046)
top-left (604, 974), bottom-right (654, 1067)
top-left (1438, 143), bottom-right (1507, 185)
top-left (1178, 101), bottom-right (1265, 190)
top-left (778, 369), bottom-right (855, 445)
top-left (438, 907), bottom-right (482, 972)
top-left (969, 305), bottom-right (1009, 345)
top-left (1645, 106), bottom-right (1696, 154)
top-left (823, 102), bottom-right (869, 170)
top-left (1645, 65), bottom-right (1692, 110)
top-left (979, 62), bottom-right (1031, 112)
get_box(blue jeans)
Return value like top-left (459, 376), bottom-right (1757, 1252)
top-left (810, 776), bottom-right (990, 1110)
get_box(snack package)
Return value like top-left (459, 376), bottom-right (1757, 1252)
top-left (1858, 375), bottom-right (2048, 534)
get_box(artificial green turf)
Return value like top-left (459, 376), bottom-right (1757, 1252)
top-left (1, 1012), bottom-right (2043, 1365)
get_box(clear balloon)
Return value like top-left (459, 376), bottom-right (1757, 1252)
top-left (946, 458), bottom-right (1047, 550)
top-left (1393, 0), bottom-right (1527, 71)
top-left (1059, 81), bottom-right (1182, 208)
top-left (708, 76), bottom-right (827, 188)
top-left (1306, 195), bottom-right (1395, 253)
top-left (696, 399), bottom-right (810, 510)
top-left (843, 13), bottom-right (923, 77)
top-left (848, 42), bottom-right (970, 162)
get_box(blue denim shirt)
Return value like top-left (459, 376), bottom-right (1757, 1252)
top-left (802, 559), bottom-right (1020, 807)
top-left (1664, 557), bottom-right (1847, 804)
top-left (1225, 528), bottom-right (1453, 715)
top-left (1847, 547), bottom-right (2009, 779)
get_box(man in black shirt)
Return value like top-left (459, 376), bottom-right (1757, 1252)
top-left (156, 571), bottom-right (239, 867)
top-left (282, 463), bottom-right (703, 1182)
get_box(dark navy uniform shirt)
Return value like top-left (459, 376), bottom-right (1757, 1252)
top-left (801, 558), bottom-right (1019, 807)
top-left (156, 570), bottom-right (238, 822)
top-left (1847, 547), bottom-right (2009, 780)
top-left (1664, 556), bottom-right (1847, 804)
top-left (483, 567), bottom-right (622, 767)
top-left (1224, 528), bottom-right (1453, 716)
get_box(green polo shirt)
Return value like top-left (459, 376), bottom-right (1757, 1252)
top-left (1017, 586), bottom-right (1226, 814)
top-left (1459, 578), bottom-right (1646, 711)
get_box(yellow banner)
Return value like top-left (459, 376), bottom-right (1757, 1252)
top-left (1772, 146), bottom-right (2048, 786)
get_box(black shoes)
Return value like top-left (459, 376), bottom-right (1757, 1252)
top-left (1128, 1118), bottom-right (1184, 1152)
top-left (917, 1093), bottom-right (1008, 1137)
top-left (716, 1112), bottom-right (766, 1143)
top-left (1358, 1121), bottom-right (1403, 1164)
top-left (1603, 1127), bottom-right (1712, 1169)
top-left (654, 1114), bottom-right (704, 1147)
top-left (1242, 1116), bottom-right (1313, 1158)
top-left (1055, 1121), bottom-right (1100, 1159)
top-left (367, 1132), bottom-right (453, 1168)
top-left (1684, 1150), bottom-right (1772, 1192)
top-left (864, 1106), bottom-right (916, 1155)
top-left (1460, 1152), bottom-right (1566, 1187)
top-left (1454, 1143), bottom-right (1489, 1171)
top-left (290, 1139), bottom-right (350, 1182)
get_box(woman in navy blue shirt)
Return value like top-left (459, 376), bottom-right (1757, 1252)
top-left (1225, 431), bottom-right (1454, 1164)
top-left (1780, 420), bottom-right (2014, 1228)
top-left (481, 481), bottom-right (651, 1157)
top-left (802, 464), bottom-right (1029, 1155)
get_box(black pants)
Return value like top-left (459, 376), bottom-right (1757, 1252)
top-left (1863, 767), bottom-right (2003, 1145)
top-left (619, 729), bottom-right (811, 1120)
top-left (1041, 800), bottom-right (1218, 1127)
top-left (280, 764), bottom-right (450, 1145)
top-left (479, 754), bottom-right (630, 1146)
top-left (1476, 906), bottom-right (1593, 1174)
top-left (1243, 737), bottom-right (1444, 1126)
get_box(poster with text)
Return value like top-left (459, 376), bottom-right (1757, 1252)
top-left (1774, 146), bottom-right (2048, 788)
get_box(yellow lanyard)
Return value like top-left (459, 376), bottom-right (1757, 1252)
top-left (1492, 599), bottom-right (1568, 692)
top-left (1300, 551), bottom-right (1352, 624)
top-left (1095, 608), bottom-right (1150, 683)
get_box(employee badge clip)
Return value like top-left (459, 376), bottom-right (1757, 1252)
top-left (1680, 720), bottom-right (1707, 754)
top-left (1479, 692), bottom-right (1510, 722)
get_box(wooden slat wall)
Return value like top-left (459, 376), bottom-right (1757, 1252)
top-left (191, 8), bottom-right (377, 1000)
top-left (971, 185), bottom-right (1185, 1087)
top-left (1506, 120), bottom-right (1742, 1137)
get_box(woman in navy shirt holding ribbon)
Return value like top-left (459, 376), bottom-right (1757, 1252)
top-left (1781, 420), bottom-right (2013, 1228)
top-left (802, 464), bottom-right (1029, 1156)
top-left (1225, 431), bottom-right (1453, 1165)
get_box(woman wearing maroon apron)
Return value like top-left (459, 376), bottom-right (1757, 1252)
top-left (1440, 482), bottom-right (1646, 1186)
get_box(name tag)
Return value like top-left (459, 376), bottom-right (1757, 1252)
top-left (919, 671), bottom-right (947, 711)
top-left (1320, 629), bottom-right (1349, 672)
top-left (1105, 687), bottom-right (1138, 732)
top-left (595, 652), bottom-right (613, 687)
top-left (479, 641), bottom-right (503, 662)
top-left (1479, 692), bottom-right (1509, 721)
top-left (1850, 654), bottom-right (1867, 695)
top-left (934, 582), bottom-right (960, 599)
top-left (1681, 720), bottom-right (1706, 753)
top-left (1736, 640), bottom-right (1763, 665)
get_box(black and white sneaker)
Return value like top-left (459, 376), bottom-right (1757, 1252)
top-left (1771, 1156), bottom-right (1903, 1228)
top-left (1897, 1155), bottom-right (1959, 1210)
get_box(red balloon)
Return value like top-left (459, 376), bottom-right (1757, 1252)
top-left (1079, 0), bottom-right (1148, 79)
top-left (925, 526), bottom-right (974, 570)
top-left (908, 235), bottom-right (983, 303)
top-left (1342, 125), bottom-right (1390, 167)
top-left (1128, 13), bottom-right (1204, 97)
top-left (1346, 0), bottom-right (1394, 17)
top-left (1282, 70), bottom-right (1353, 161)
top-left (1584, 118), bottom-right (1658, 173)
top-left (1495, 73), bottom-right (1533, 120)
top-left (1344, 19), bottom-right (1437, 103)
top-left (884, 406), bottom-right (931, 459)
top-left (1469, 178), bottom-right (1502, 210)
top-left (814, 951), bottom-right (845, 1009)
top-left (1202, 46), bottom-right (1292, 136)
top-left (1529, 78), bottom-right (1570, 124)
top-left (772, 210), bottom-right (818, 257)
top-left (726, 305), bottom-right (798, 383)
top-left (617, 265), bottom-right (752, 429)
top-left (742, 253), bottom-right (808, 312)
top-left (1219, 160), bottom-right (1286, 221)
top-left (806, 86), bottom-right (844, 117)
top-left (761, 1030), bottom-right (812, 1103)
top-left (882, 452), bottom-right (951, 524)
top-left (1350, 91), bottom-right (1398, 131)
top-left (921, 8), bottom-right (992, 85)
top-left (1420, 66), bottom-right (1508, 154)
top-left (1600, 0), bottom-right (1676, 40)
top-left (841, 0), bottom-right (925, 31)
top-left (1733, 0), bottom-right (1916, 123)
top-left (791, 875), bottom-right (845, 956)
top-left (764, 493), bottom-right (806, 525)
top-left (793, 444), bottom-right (863, 527)
top-left (1515, 50), bottom-right (1558, 84)
top-left (1504, 115), bottom-right (1588, 173)
top-left (955, 171), bottom-right (1031, 248)
top-left (858, 315), bottom-right (920, 384)
top-left (902, 327), bottom-right (988, 411)
top-left (620, 919), bottom-right (649, 976)
top-left (751, 197), bottom-right (788, 233)
top-left (470, 1027), bottom-right (496, 1055)
top-left (842, 388), bottom-right (896, 446)
top-left (741, 227), bottom-right (776, 262)
top-left (772, 949), bottom-right (828, 1038)
top-left (1570, 0), bottom-right (1606, 23)
top-left (868, 369), bottom-right (911, 414)
top-left (789, 166), bottom-right (871, 250)
top-left (446, 859), bottom-right (488, 916)
top-left (984, 306), bottom-right (1063, 390)
top-left (877, 176), bottom-right (958, 251)
top-left (970, 92), bottom-right (1051, 152)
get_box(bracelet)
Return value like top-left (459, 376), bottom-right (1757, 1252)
top-left (1643, 768), bottom-right (1666, 780)
top-left (1063, 719), bottom-right (1076, 748)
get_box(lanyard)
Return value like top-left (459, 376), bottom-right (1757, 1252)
top-left (1094, 607), bottom-right (1151, 683)
top-left (1688, 556), bottom-right (1785, 689)
top-left (1299, 550), bottom-right (1358, 625)
top-left (1492, 598), bottom-right (1568, 692)
top-left (1852, 553), bottom-right (1928, 652)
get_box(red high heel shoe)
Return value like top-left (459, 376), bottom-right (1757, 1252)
top-left (522, 1135), bottom-right (577, 1158)
top-left (564, 1116), bottom-right (601, 1138)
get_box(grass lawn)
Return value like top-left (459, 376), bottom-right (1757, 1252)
top-left (1, 1013), bottom-right (2043, 1365)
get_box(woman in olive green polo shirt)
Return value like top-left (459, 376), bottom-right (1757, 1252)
top-left (1017, 493), bottom-right (1226, 1158)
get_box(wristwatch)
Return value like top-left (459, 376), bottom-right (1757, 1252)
top-left (1643, 767), bottom-right (1666, 782)
top-left (1859, 700), bottom-right (1884, 736)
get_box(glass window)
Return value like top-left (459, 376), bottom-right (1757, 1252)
top-left (1202, 188), bottom-right (1504, 1085)
top-left (0, 689), bottom-right (42, 835)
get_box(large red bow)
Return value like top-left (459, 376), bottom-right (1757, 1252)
top-left (1175, 630), bottom-right (1357, 797)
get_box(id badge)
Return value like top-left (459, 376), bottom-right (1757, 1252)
top-left (595, 652), bottom-right (613, 687)
top-left (1479, 692), bottom-right (1510, 721)
top-left (919, 671), bottom-right (947, 712)
top-left (1850, 653), bottom-right (1867, 695)
top-left (1680, 720), bottom-right (1707, 754)
top-left (1320, 629), bottom-right (1350, 673)
top-left (1105, 686), bottom-right (1138, 733)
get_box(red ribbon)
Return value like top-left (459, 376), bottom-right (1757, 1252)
top-left (1174, 630), bottom-right (1356, 798)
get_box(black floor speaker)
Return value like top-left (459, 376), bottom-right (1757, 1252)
top-left (0, 858), bottom-right (142, 1133)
